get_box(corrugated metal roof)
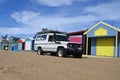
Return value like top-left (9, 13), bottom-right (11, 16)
top-left (66, 30), bottom-right (87, 36)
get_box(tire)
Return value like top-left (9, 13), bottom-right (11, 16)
top-left (37, 48), bottom-right (43, 55)
top-left (73, 53), bottom-right (82, 58)
top-left (57, 48), bottom-right (66, 57)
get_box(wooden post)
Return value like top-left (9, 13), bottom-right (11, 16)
top-left (116, 31), bottom-right (118, 57)
top-left (86, 35), bottom-right (88, 55)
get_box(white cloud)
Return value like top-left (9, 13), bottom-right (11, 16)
top-left (85, 2), bottom-right (120, 20)
top-left (0, 27), bottom-right (38, 35)
top-left (11, 11), bottom-right (96, 25)
top-left (11, 11), bottom-right (40, 24)
top-left (35, 0), bottom-right (86, 7)
top-left (7, 10), bottom-right (96, 35)
top-left (36, 0), bottom-right (72, 7)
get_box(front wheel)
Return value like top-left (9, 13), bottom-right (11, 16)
top-left (57, 48), bottom-right (66, 57)
top-left (37, 48), bottom-right (43, 55)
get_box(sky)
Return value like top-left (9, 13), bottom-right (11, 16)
top-left (0, 0), bottom-right (120, 37)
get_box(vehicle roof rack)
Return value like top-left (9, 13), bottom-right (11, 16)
top-left (37, 30), bottom-right (65, 34)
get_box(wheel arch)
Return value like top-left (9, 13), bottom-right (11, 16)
top-left (57, 46), bottom-right (65, 50)
top-left (37, 46), bottom-right (42, 50)
top-left (57, 46), bottom-right (65, 52)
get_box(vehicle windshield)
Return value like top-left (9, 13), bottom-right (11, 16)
top-left (55, 35), bottom-right (69, 41)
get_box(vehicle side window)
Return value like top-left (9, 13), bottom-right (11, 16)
top-left (36, 35), bottom-right (47, 41)
top-left (36, 36), bottom-right (41, 41)
top-left (48, 35), bottom-right (54, 42)
top-left (42, 35), bottom-right (47, 40)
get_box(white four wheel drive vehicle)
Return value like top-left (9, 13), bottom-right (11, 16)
top-left (34, 30), bottom-right (83, 58)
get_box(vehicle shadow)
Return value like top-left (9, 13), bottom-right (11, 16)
top-left (61, 55), bottom-right (88, 59)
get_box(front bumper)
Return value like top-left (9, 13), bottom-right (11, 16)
top-left (65, 48), bottom-right (83, 54)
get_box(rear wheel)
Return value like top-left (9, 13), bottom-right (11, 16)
top-left (57, 48), bottom-right (66, 57)
top-left (37, 48), bottom-right (43, 55)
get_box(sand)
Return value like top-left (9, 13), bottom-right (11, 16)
top-left (0, 50), bottom-right (120, 80)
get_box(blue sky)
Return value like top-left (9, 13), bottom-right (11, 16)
top-left (0, 0), bottom-right (120, 37)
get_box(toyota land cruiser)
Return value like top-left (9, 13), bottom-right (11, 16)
top-left (34, 30), bottom-right (83, 58)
